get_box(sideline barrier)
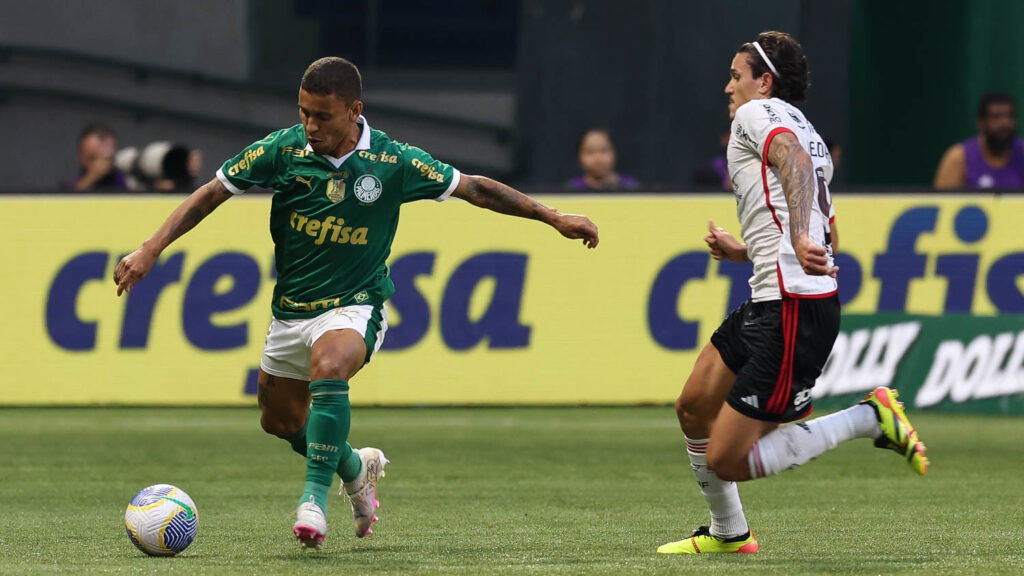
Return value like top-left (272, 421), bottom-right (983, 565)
top-left (816, 314), bottom-right (1024, 413)
top-left (2, 193), bottom-right (1023, 410)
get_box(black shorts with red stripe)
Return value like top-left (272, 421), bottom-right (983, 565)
top-left (711, 295), bottom-right (841, 423)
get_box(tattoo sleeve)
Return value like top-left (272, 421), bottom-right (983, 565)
top-left (150, 178), bottom-right (233, 251)
top-left (455, 175), bottom-right (557, 224)
top-left (767, 132), bottom-right (815, 241)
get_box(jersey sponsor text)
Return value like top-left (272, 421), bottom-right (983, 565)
top-left (226, 146), bottom-right (265, 176)
top-left (280, 295), bottom-right (342, 313)
top-left (358, 150), bottom-right (398, 164)
top-left (411, 158), bottom-right (445, 183)
top-left (289, 212), bottom-right (369, 246)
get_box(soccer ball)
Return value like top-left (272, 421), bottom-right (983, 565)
top-left (123, 484), bottom-right (199, 556)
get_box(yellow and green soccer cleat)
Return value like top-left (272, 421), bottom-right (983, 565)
top-left (657, 526), bottom-right (759, 554)
top-left (861, 386), bottom-right (929, 475)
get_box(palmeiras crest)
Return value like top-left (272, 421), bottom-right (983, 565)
top-left (354, 174), bottom-right (383, 203)
top-left (325, 171), bottom-right (348, 203)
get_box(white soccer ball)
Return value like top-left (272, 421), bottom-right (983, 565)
top-left (124, 484), bottom-right (199, 556)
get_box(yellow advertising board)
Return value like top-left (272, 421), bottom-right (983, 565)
top-left (2, 194), bottom-right (1022, 405)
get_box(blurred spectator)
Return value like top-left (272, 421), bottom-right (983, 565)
top-left (66, 123), bottom-right (128, 190)
top-left (566, 128), bottom-right (641, 191)
top-left (692, 129), bottom-right (732, 189)
top-left (934, 92), bottom-right (1024, 189)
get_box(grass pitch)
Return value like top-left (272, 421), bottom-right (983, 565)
top-left (0, 406), bottom-right (1021, 575)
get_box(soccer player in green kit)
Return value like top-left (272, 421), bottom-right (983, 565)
top-left (113, 57), bottom-right (600, 550)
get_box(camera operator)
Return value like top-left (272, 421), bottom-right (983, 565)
top-left (66, 124), bottom-right (128, 191)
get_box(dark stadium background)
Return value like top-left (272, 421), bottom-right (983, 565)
top-left (3, 0), bottom-right (1022, 191)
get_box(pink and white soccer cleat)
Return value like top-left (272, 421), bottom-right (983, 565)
top-left (342, 447), bottom-right (389, 538)
top-left (293, 501), bottom-right (327, 550)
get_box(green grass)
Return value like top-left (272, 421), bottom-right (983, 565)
top-left (0, 407), bottom-right (1022, 575)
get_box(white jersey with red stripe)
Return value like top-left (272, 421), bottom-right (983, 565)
top-left (727, 97), bottom-right (837, 301)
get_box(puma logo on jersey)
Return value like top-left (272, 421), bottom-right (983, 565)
top-left (295, 175), bottom-right (314, 190)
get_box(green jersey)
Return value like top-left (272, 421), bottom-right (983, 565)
top-left (216, 117), bottom-right (459, 319)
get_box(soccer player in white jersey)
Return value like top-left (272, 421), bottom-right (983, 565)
top-left (114, 57), bottom-right (599, 550)
top-left (657, 31), bottom-right (928, 555)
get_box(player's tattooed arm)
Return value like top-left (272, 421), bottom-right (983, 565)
top-left (767, 132), bottom-right (837, 277)
top-left (766, 132), bottom-right (814, 241)
top-left (114, 177), bottom-right (233, 295)
top-left (163, 178), bottom-right (234, 246)
top-left (453, 175), bottom-right (599, 248)
top-left (454, 174), bottom-right (551, 220)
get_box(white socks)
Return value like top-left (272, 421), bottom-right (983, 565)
top-left (748, 403), bottom-right (880, 478)
top-left (685, 437), bottom-right (749, 539)
top-left (684, 405), bottom-right (881, 536)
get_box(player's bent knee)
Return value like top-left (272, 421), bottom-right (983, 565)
top-left (706, 450), bottom-right (750, 482)
top-left (259, 411), bottom-right (305, 438)
top-left (310, 353), bottom-right (362, 381)
top-left (677, 392), bottom-right (713, 433)
top-left (674, 393), bottom-right (687, 417)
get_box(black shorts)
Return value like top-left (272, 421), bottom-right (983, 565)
top-left (711, 295), bottom-right (840, 423)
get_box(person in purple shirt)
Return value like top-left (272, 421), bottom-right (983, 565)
top-left (934, 93), bottom-right (1024, 189)
top-left (566, 127), bottom-right (642, 191)
top-left (65, 124), bottom-right (128, 191)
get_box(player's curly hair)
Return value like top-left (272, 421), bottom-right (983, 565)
top-left (301, 57), bottom-right (362, 104)
top-left (738, 31), bottom-right (810, 104)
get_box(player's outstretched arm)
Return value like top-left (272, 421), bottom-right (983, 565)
top-left (114, 177), bottom-right (233, 295)
top-left (766, 132), bottom-right (837, 277)
top-left (452, 174), bottom-right (599, 248)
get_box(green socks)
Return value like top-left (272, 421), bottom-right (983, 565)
top-left (277, 421), bottom-right (363, 482)
top-left (337, 444), bottom-right (362, 483)
top-left (279, 426), bottom-right (361, 481)
top-left (299, 379), bottom-right (357, 513)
